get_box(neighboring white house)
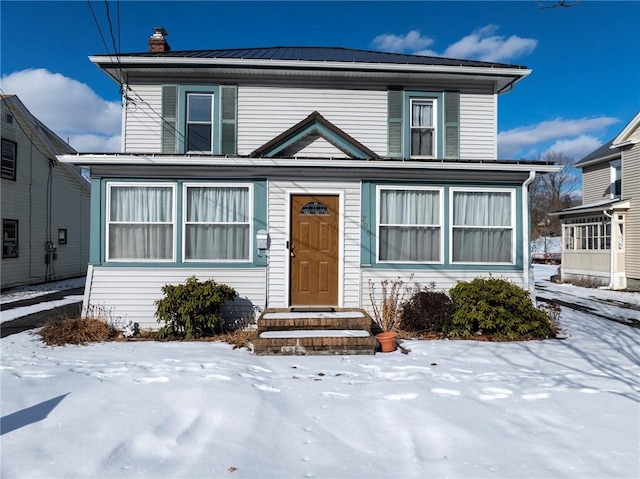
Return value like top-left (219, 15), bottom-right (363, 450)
top-left (551, 112), bottom-right (640, 291)
top-left (58, 28), bottom-right (559, 329)
top-left (1, 95), bottom-right (90, 289)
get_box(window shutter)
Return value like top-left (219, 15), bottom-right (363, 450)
top-left (161, 85), bottom-right (178, 153)
top-left (444, 91), bottom-right (460, 160)
top-left (220, 85), bottom-right (237, 155)
top-left (387, 90), bottom-right (403, 158)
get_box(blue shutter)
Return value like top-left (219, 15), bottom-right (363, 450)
top-left (444, 91), bottom-right (460, 160)
top-left (220, 85), bottom-right (237, 155)
top-left (161, 85), bottom-right (178, 153)
top-left (387, 90), bottom-right (403, 158)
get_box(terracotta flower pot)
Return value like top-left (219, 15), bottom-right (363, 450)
top-left (376, 331), bottom-right (398, 352)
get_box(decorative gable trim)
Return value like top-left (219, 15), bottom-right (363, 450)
top-left (250, 111), bottom-right (380, 159)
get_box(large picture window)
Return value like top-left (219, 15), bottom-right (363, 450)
top-left (451, 189), bottom-right (514, 264)
top-left (1, 138), bottom-right (16, 180)
top-left (410, 99), bottom-right (436, 158)
top-left (107, 184), bottom-right (175, 261)
top-left (184, 184), bottom-right (251, 261)
top-left (378, 187), bottom-right (442, 262)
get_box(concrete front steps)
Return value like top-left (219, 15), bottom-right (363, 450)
top-left (253, 307), bottom-right (377, 355)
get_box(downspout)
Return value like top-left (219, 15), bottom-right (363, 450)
top-left (522, 171), bottom-right (536, 296)
top-left (600, 209), bottom-right (614, 290)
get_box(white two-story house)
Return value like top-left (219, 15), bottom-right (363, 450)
top-left (59, 28), bottom-right (559, 330)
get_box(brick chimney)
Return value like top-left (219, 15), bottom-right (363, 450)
top-left (148, 27), bottom-right (170, 53)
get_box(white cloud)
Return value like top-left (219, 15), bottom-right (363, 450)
top-left (441, 25), bottom-right (537, 63)
top-left (0, 69), bottom-right (121, 153)
top-left (541, 135), bottom-right (605, 160)
top-left (372, 30), bottom-right (434, 53)
top-left (371, 25), bottom-right (537, 63)
top-left (498, 117), bottom-right (620, 159)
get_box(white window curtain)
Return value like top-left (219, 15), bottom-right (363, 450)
top-left (452, 191), bottom-right (512, 263)
top-left (108, 186), bottom-right (174, 260)
top-left (379, 189), bottom-right (440, 262)
top-left (185, 186), bottom-right (250, 260)
top-left (411, 100), bottom-right (434, 156)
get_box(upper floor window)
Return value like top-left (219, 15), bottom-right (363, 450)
top-left (377, 187), bottom-right (443, 263)
top-left (106, 183), bottom-right (175, 262)
top-left (610, 160), bottom-right (621, 199)
top-left (186, 93), bottom-right (214, 153)
top-left (451, 189), bottom-right (515, 264)
top-left (2, 219), bottom-right (18, 258)
top-left (410, 99), bottom-right (436, 158)
top-left (1, 138), bottom-right (17, 180)
top-left (161, 84), bottom-right (237, 156)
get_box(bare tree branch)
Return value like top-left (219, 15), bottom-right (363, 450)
top-left (537, 0), bottom-right (583, 9)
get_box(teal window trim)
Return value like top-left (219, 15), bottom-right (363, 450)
top-left (361, 180), bottom-right (524, 269)
top-left (403, 91), bottom-right (444, 159)
top-left (176, 85), bottom-right (221, 154)
top-left (98, 178), bottom-right (267, 268)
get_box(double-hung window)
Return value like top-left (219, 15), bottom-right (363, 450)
top-left (378, 187), bottom-right (442, 262)
top-left (107, 183), bottom-right (175, 261)
top-left (186, 93), bottom-right (214, 153)
top-left (451, 189), bottom-right (515, 264)
top-left (410, 99), bottom-right (436, 158)
top-left (1, 139), bottom-right (16, 180)
top-left (183, 184), bottom-right (251, 261)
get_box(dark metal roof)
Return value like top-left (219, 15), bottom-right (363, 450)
top-left (99, 46), bottom-right (527, 69)
top-left (574, 139), bottom-right (620, 167)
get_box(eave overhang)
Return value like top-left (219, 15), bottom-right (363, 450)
top-left (550, 199), bottom-right (631, 217)
top-left (57, 153), bottom-right (559, 173)
top-left (90, 56), bottom-right (531, 93)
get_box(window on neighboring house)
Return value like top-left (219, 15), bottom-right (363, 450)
top-left (5, 113), bottom-right (13, 124)
top-left (410, 99), bottom-right (436, 158)
top-left (563, 216), bottom-right (610, 251)
top-left (451, 189), bottom-right (514, 263)
top-left (1, 138), bottom-right (17, 180)
top-left (186, 93), bottom-right (214, 153)
top-left (610, 160), bottom-right (621, 199)
top-left (183, 184), bottom-right (251, 261)
top-left (2, 219), bottom-right (18, 258)
top-left (377, 187), bottom-right (442, 262)
top-left (107, 184), bottom-right (175, 261)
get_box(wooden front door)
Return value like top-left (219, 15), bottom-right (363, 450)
top-left (290, 195), bottom-right (339, 306)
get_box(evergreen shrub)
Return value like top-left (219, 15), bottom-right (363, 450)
top-left (155, 276), bottom-right (238, 339)
top-left (447, 277), bottom-right (554, 340)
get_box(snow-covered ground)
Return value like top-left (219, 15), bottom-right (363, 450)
top-left (1, 267), bottom-right (639, 478)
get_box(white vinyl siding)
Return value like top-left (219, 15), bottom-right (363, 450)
top-left (237, 86), bottom-right (387, 156)
top-left (267, 179), bottom-right (361, 308)
top-left (123, 84), bottom-right (162, 153)
top-left (84, 266), bottom-right (266, 329)
top-left (459, 93), bottom-right (496, 159)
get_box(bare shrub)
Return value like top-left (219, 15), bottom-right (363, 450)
top-left (368, 275), bottom-right (415, 332)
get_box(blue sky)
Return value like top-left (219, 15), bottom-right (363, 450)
top-left (1, 1), bottom-right (638, 158)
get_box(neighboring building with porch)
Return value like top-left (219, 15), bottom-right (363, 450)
top-left (58, 28), bottom-right (559, 346)
top-left (552, 112), bottom-right (640, 291)
top-left (1, 95), bottom-right (90, 289)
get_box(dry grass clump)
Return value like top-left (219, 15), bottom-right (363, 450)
top-left (38, 317), bottom-right (119, 346)
top-left (213, 329), bottom-right (257, 350)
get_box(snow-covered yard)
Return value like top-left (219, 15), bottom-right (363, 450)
top-left (1, 267), bottom-right (639, 478)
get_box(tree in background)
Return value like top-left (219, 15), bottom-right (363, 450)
top-left (530, 151), bottom-right (581, 240)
